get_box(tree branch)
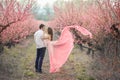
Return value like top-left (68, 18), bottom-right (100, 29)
top-left (0, 21), bottom-right (17, 33)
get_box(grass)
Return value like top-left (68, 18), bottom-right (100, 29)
top-left (0, 37), bottom-right (95, 80)
top-left (0, 36), bottom-right (37, 80)
top-left (69, 45), bottom-right (95, 80)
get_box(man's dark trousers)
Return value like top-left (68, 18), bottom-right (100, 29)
top-left (35, 47), bottom-right (46, 72)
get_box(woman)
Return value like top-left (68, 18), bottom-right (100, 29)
top-left (43, 27), bottom-right (53, 40)
top-left (43, 27), bottom-right (53, 46)
top-left (43, 27), bottom-right (60, 73)
top-left (43, 26), bottom-right (92, 73)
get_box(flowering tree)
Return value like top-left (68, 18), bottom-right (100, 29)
top-left (0, 0), bottom-right (39, 52)
top-left (0, 0), bottom-right (33, 33)
top-left (1, 16), bottom-right (39, 44)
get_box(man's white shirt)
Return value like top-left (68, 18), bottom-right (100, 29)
top-left (34, 30), bottom-right (45, 48)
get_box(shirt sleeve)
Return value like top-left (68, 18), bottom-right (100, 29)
top-left (34, 31), bottom-right (43, 45)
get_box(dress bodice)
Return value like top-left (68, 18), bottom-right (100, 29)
top-left (43, 33), bottom-right (51, 47)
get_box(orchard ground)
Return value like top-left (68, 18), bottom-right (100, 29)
top-left (0, 36), bottom-right (95, 80)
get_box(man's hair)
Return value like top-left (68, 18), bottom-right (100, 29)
top-left (39, 24), bottom-right (45, 29)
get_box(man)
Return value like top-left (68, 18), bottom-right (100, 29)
top-left (34, 24), bottom-right (46, 73)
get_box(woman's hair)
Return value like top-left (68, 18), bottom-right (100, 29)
top-left (48, 27), bottom-right (53, 41)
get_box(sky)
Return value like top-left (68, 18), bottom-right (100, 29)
top-left (18, 0), bottom-right (88, 7)
top-left (36, 0), bottom-right (73, 8)
top-left (36, 0), bottom-right (57, 8)
top-left (17, 0), bottom-right (80, 8)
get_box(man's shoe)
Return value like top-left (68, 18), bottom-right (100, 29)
top-left (35, 69), bottom-right (39, 72)
top-left (38, 71), bottom-right (42, 74)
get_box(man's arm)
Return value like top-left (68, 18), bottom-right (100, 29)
top-left (41, 34), bottom-right (50, 40)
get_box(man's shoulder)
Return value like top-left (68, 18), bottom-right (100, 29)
top-left (34, 30), bottom-right (43, 35)
top-left (37, 30), bottom-right (43, 33)
top-left (34, 30), bottom-right (39, 35)
top-left (35, 30), bottom-right (41, 33)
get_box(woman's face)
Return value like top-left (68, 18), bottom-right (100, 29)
top-left (44, 27), bottom-right (48, 33)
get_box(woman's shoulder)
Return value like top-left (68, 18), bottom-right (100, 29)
top-left (44, 33), bottom-right (49, 36)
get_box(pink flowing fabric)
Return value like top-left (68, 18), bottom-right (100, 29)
top-left (48, 25), bottom-right (92, 73)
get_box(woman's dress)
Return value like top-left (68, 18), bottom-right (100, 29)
top-left (47, 25), bottom-right (92, 73)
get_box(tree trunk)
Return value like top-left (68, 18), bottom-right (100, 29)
top-left (0, 35), bottom-right (4, 54)
top-left (92, 34), bottom-right (120, 79)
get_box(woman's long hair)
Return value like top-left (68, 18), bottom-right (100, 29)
top-left (48, 27), bottom-right (53, 41)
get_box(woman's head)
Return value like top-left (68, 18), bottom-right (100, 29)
top-left (47, 27), bottom-right (53, 41)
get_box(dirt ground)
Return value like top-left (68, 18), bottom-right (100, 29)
top-left (0, 36), bottom-right (94, 80)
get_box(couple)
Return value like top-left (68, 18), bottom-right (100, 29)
top-left (34, 24), bottom-right (53, 73)
top-left (34, 24), bottom-right (92, 73)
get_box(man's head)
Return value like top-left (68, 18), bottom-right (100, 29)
top-left (39, 24), bottom-right (45, 30)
